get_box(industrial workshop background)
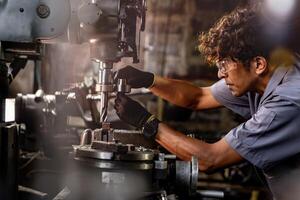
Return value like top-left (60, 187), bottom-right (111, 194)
top-left (1, 0), bottom-right (299, 200)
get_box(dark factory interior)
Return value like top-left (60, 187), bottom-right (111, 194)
top-left (1, 0), bottom-right (300, 199)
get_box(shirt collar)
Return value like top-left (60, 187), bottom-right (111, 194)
top-left (259, 66), bottom-right (290, 105)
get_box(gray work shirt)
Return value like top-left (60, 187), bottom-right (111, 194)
top-left (211, 60), bottom-right (300, 200)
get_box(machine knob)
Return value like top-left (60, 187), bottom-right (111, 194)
top-left (36, 4), bottom-right (51, 19)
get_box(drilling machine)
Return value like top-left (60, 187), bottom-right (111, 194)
top-left (0, 1), bottom-right (199, 200)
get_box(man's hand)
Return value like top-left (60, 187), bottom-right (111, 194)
top-left (114, 93), bottom-right (152, 128)
top-left (114, 66), bottom-right (154, 88)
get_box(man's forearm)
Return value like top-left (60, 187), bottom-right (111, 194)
top-left (150, 76), bottom-right (221, 110)
top-left (155, 123), bottom-right (243, 172)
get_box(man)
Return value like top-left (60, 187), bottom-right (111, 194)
top-left (114, 4), bottom-right (300, 199)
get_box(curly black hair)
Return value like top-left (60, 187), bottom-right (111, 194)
top-left (198, 3), bottom-right (276, 66)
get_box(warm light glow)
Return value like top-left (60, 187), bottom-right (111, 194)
top-left (265, 0), bottom-right (295, 20)
top-left (80, 23), bottom-right (84, 28)
top-left (89, 38), bottom-right (98, 44)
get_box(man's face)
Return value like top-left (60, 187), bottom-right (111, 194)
top-left (216, 58), bottom-right (257, 97)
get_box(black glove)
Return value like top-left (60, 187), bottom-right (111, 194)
top-left (114, 93), bottom-right (160, 138)
top-left (114, 66), bottom-right (154, 88)
top-left (114, 93), bottom-right (151, 128)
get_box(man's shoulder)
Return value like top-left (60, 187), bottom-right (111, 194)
top-left (274, 65), bottom-right (300, 106)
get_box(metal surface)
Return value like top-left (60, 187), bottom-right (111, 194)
top-left (80, 129), bottom-right (94, 145)
top-left (78, 2), bottom-right (103, 26)
top-left (95, 84), bottom-right (114, 92)
top-left (112, 129), bottom-right (142, 134)
top-left (0, 0), bottom-right (70, 41)
top-left (91, 141), bottom-right (134, 153)
top-left (155, 153), bottom-right (168, 170)
top-left (176, 160), bottom-right (191, 194)
top-left (117, 79), bottom-right (131, 93)
top-left (74, 145), bottom-right (114, 160)
top-left (93, 60), bottom-right (114, 123)
top-left (74, 156), bottom-right (153, 170)
top-left (98, 63), bottom-right (113, 85)
top-left (175, 156), bottom-right (199, 195)
top-left (191, 156), bottom-right (199, 194)
top-left (117, 151), bottom-right (155, 161)
top-left (155, 160), bottom-right (168, 170)
top-left (100, 87), bottom-right (108, 123)
top-left (75, 145), bottom-right (154, 161)
top-left (77, 0), bottom-right (119, 36)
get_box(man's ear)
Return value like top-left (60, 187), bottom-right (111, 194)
top-left (252, 56), bottom-right (268, 75)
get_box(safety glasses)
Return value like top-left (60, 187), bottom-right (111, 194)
top-left (216, 58), bottom-right (237, 74)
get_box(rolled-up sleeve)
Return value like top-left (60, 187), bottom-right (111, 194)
top-left (225, 96), bottom-right (300, 170)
